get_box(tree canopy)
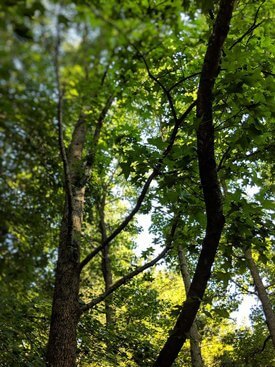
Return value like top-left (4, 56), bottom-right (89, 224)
top-left (0, 0), bottom-right (274, 366)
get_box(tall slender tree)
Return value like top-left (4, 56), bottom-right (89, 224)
top-left (154, 1), bottom-right (236, 365)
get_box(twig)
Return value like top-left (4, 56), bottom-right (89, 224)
top-left (133, 47), bottom-right (178, 123)
top-left (231, 278), bottom-right (257, 296)
top-left (167, 72), bottom-right (201, 92)
top-left (229, 1), bottom-right (266, 50)
top-left (214, 108), bottom-right (244, 131)
top-left (88, 7), bottom-right (194, 125)
top-left (217, 145), bottom-right (231, 172)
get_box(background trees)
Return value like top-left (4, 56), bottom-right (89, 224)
top-left (0, 0), bottom-right (274, 366)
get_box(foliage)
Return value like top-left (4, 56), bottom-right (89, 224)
top-left (0, 0), bottom-right (274, 366)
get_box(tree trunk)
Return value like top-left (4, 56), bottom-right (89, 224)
top-left (46, 117), bottom-right (87, 366)
top-left (178, 246), bottom-right (204, 367)
top-left (102, 245), bottom-right (114, 326)
top-left (98, 198), bottom-right (118, 364)
top-left (46, 223), bottom-right (81, 367)
top-left (154, 1), bottom-right (235, 366)
top-left (244, 248), bottom-right (275, 347)
top-left (98, 198), bottom-right (114, 327)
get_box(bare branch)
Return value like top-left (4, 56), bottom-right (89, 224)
top-left (177, 100), bottom-right (197, 126)
top-left (214, 108), bottom-right (245, 131)
top-left (100, 54), bottom-right (114, 87)
top-left (79, 169), bottom-right (157, 270)
top-left (230, 21), bottom-right (264, 51)
top-left (80, 216), bottom-right (179, 312)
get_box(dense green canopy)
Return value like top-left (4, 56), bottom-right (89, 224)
top-left (0, 0), bottom-right (274, 366)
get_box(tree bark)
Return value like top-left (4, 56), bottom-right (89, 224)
top-left (178, 246), bottom-right (204, 367)
top-left (46, 117), bottom-right (87, 367)
top-left (244, 248), bottom-right (275, 347)
top-left (154, 1), bottom-right (235, 366)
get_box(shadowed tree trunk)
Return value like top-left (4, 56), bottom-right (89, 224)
top-left (154, 1), bottom-right (235, 366)
top-left (244, 248), bottom-right (275, 347)
top-left (178, 245), bottom-right (204, 367)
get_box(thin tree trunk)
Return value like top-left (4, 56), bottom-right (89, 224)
top-left (178, 246), bottom-right (204, 367)
top-left (154, 1), bottom-right (235, 366)
top-left (98, 198), bottom-right (117, 364)
top-left (244, 248), bottom-right (275, 347)
top-left (98, 198), bottom-right (114, 327)
top-left (102, 245), bottom-right (114, 325)
top-left (46, 117), bottom-right (87, 367)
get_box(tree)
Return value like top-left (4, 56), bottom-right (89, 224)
top-left (1, 0), bottom-right (274, 366)
top-left (154, 1), bottom-right (235, 365)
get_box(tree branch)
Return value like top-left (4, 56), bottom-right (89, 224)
top-left (88, 8), bottom-right (190, 126)
top-left (217, 145), bottom-right (231, 172)
top-left (80, 216), bottom-right (179, 312)
top-left (79, 94), bottom-right (114, 188)
top-left (250, 335), bottom-right (271, 358)
top-left (231, 278), bottom-right (257, 296)
top-left (167, 72), bottom-right (201, 92)
top-left (229, 1), bottom-right (266, 50)
top-left (133, 47), bottom-right (178, 123)
top-left (79, 101), bottom-right (196, 271)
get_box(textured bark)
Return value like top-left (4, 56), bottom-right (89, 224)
top-left (178, 246), bottom-right (204, 367)
top-left (154, 1), bottom-right (235, 366)
top-left (46, 236), bottom-right (81, 367)
top-left (46, 117), bottom-right (87, 367)
top-left (244, 248), bottom-right (275, 347)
